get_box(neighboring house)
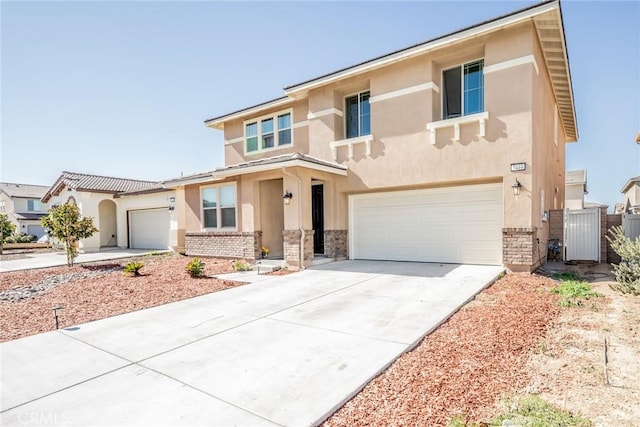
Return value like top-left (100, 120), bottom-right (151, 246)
top-left (166, 0), bottom-right (577, 272)
top-left (41, 172), bottom-right (178, 252)
top-left (565, 169), bottom-right (587, 210)
top-left (621, 176), bottom-right (640, 214)
top-left (0, 182), bottom-right (51, 238)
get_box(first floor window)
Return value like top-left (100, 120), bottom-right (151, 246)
top-left (202, 184), bottom-right (236, 229)
top-left (245, 111), bottom-right (293, 153)
top-left (345, 91), bottom-right (370, 139)
top-left (443, 59), bottom-right (484, 119)
top-left (27, 199), bottom-right (41, 211)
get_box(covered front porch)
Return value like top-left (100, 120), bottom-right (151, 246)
top-left (177, 153), bottom-right (348, 269)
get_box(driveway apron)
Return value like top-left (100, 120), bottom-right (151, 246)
top-left (0, 261), bottom-right (503, 426)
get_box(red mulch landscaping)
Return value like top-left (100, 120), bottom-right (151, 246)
top-left (324, 273), bottom-right (561, 427)
top-left (0, 253), bottom-right (238, 342)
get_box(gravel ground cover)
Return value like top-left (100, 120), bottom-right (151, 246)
top-left (0, 253), bottom-right (238, 342)
top-left (324, 273), bottom-right (561, 427)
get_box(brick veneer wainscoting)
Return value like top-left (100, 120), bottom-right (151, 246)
top-left (324, 230), bottom-right (348, 259)
top-left (502, 227), bottom-right (538, 272)
top-left (185, 231), bottom-right (262, 260)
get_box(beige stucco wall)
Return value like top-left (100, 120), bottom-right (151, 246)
top-left (198, 20), bottom-right (571, 267)
top-left (223, 99), bottom-right (309, 166)
top-left (530, 27), bottom-right (569, 250)
top-left (259, 179), bottom-right (284, 258)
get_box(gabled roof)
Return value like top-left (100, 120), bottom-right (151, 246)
top-left (0, 182), bottom-right (49, 199)
top-left (163, 153), bottom-right (347, 187)
top-left (621, 176), bottom-right (640, 194)
top-left (205, 0), bottom-right (577, 141)
top-left (42, 171), bottom-right (160, 202)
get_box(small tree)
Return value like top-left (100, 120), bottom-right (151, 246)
top-left (0, 213), bottom-right (17, 255)
top-left (607, 225), bottom-right (640, 295)
top-left (41, 203), bottom-right (98, 266)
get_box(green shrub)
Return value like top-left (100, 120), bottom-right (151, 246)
top-left (551, 279), bottom-right (600, 307)
top-left (231, 259), bottom-right (251, 271)
top-left (123, 261), bottom-right (144, 276)
top-left (5, 233), bottom-right (37, 243)
top-left (607, 226), bottom-right (640, 295)
top-left (489, 394), bottom-right (592, 426)
top-left (186, 258), bottom-right (205, 278)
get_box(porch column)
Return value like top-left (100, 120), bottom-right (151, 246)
top-left (282, 168), bottom-right (313, 269)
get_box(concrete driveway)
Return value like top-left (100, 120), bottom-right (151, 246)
top-left (0, 249), bottom-right (158, 272)
top-left (0, 261), bottom-right (503, 426)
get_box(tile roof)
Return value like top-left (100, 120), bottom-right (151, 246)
top-left (42, 171), bottom-right (160, 202)
top-left (0, 182), bottom-right (49, 199)
top-left (163, 153), bottom-right (347, 187)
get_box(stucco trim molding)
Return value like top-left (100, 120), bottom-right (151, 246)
top-left (223, 136), bottom-right (244, 146)
top-left (293, 120), bottom-right (309, 129)
top-left (426, 111), bottom-right (489, 144)
top-left (330, 134), bottom-right (374, 160)
top-left (369, 81), bottom-right (439, 104)
top-left (307, 108), bottom-right (343, 120)
top-left (484, 54), bottom-right (539, 76)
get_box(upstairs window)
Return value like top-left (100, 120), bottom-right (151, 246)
top-left (443, 59), bottom-right (484, 119)
top-left (27, 199), bottom-right (41, 211)
top-left (245, 111), bottom-right (292, 153)
top-left (202, 184), bottom-right (236, 229)
top-left (345, 91), bottom-right (370, 139)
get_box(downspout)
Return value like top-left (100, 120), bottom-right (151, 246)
top-left (282, 167), bottom-right (305, 270)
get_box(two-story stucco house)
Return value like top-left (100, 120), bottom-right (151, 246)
top-left (0, 182), bottom-right (50, 238)
top-left (168, 0), bottom-right (577, 272)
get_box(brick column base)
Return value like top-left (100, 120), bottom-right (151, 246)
top-left (283, 229), bottom-right (314, 269)
top-left (324, 230), bottom-right (348, 259)
top-left (502, 227), bottom-right (539, 272)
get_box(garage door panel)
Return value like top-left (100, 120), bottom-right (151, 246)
top-left (130, 209), bottom-right (170, 250)
top-left (351, 183), bottom-right (503, 265)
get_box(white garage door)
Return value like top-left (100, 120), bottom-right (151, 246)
top-left (129, 209), bottom-right (170, 250)
top-left (350, 183), bottom-right (503, 265)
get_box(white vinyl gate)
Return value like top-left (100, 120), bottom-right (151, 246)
top-left (623, 214), bottom-right (640, 240)
top-left (564, 208), bottom-right (600, 262)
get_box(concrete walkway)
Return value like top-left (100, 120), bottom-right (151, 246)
top-left (0, 261), bottom-right (503, 426)
top-left (0, 249), bottom-right (159, 272)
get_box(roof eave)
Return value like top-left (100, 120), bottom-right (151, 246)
top-left (284, 0), bottom-right (560, 97)
top-left (204, 97), bottom-right (293, 130)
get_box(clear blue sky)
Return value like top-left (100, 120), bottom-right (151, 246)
top-left (1, 1), bottom-right (638, 211)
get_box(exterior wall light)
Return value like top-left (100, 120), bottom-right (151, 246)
top-left (512, 178), bottom-right (522, 196)
top-left (168, 197), bottom-right (176, 211)
top-left (283, 191), bottom-right (293, 205)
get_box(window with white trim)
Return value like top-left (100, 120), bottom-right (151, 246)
top-left (345, 91), bottom-right (370, 139)
top-left (27, 199), bottom-right (41, 211)
top-left (201, 184), bottom-right (236, 229)
top-left (442, 59), bottom-right (484, 119)
top-left (245, 111), bottom-right (292, 153)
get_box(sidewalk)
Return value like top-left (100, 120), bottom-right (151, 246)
top-left (0, 249), bottom-right (157, 272)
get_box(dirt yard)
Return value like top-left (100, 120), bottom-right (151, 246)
top-left (1, 256), bottom-right (638, 425)
top-left (525, 265), bottom-right (640, 427)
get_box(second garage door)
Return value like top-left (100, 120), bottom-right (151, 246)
top-left (129, 208), bottom-right (170, 250)
top-left (350, 183), bottom-right (503, 265)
